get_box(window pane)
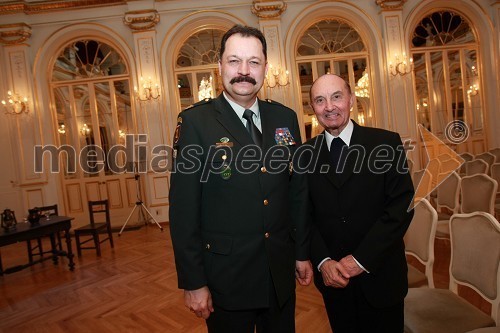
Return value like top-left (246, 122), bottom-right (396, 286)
top-left (413, 53), bottom-right (431, 131)
top-left (430, 52), bottom-right (446, 135)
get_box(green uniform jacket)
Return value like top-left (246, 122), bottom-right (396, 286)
top-left (169, 94), bottom-right (309, 310)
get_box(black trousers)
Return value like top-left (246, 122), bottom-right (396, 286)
top-left (206, 287), bottom-right (295, 333)
top-left (321, 282), bottom-right (403, 333)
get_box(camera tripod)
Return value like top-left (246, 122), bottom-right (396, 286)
top-left (119, 173), bottom-right (163, 236)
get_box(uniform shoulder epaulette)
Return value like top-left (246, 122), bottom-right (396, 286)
top-left (265, 98), bottom-right (289, 107)
top-left (185, 98), bottom-right (212, 110)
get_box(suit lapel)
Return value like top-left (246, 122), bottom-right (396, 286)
top-left (259, 100), bottom-right (275, 150)
top-left (213, 95), bottom-right (254, 147)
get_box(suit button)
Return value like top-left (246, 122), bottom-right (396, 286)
top-left (206, 243), bottom-right (210, 250)
top-left (264, 232), bottom-right (270, 238)
top-left (340, 217), bottom-right (347, 223)
top-left (263, 199), bottom-right (269, 205)
top-left (261, 166), bottom-right (267, 173)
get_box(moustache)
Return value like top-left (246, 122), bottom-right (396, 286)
top-left (230, 76), bottom-right (257, 85)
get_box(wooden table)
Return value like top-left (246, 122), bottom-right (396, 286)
top-left (0, 215), bottom-right (75, 275)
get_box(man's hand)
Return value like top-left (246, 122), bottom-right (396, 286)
top-left (295, 260), bottom-right (313, 286)
top-left (339, 255), bottom-right (364, 278)
top-left (319, 259), bottom-right (350, 288)
top-left (184, 286), bottom-right (214, 319)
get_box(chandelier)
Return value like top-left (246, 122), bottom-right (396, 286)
top-left (198, 76), bottom-right (213, 101)
top-left (355, 71), bottom-right (370, 98)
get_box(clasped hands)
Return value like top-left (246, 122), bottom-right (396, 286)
top-left (319, 255), bottom-right (364, 288)
top-left (185, 260), bottom-right (313, 319)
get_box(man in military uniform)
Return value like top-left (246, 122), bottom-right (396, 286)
top-left (169, 25), bottom-right (312, 333)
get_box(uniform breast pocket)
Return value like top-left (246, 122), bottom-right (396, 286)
top-left (202, 233), bottom-right (233, 294)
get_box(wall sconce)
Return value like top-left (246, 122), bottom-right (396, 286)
top-left (388, 52), bottom-right (413, 76)
top-left (467, 84), bottom-right (479, 96)
top-left (134, 76), bottom-right (160, 102)
top-left (198, 76), bottom-right (213, 101)
top-left (118, 129), bottom-right (126, 138)
top-left (1, 90), bottom-right (29, 115)
top-left (265, 64), bottom-right (289, 88)
top-left (80, 123), bottom-right (91, 136)
top-left (58, 124), bottom-right (66, 134)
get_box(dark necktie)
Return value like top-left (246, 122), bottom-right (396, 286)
top-left (330, 137), bottom-right (346, 173)
top-left (243, 109), bottom-right (262, 147)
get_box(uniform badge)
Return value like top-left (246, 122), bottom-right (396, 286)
top-left (216, 137), bottom-right (234, 147)
top-left (275, 127), bottom-right (296, 146)
top-left (221, 165), bottom-right (232, 180)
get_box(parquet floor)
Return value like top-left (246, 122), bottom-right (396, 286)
top-left (0, 225), bottom-right (329, 333)
top-left (0, 225), bottom-right (488, 333)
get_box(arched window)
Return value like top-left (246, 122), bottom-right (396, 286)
top-left (411, 11), bottom-right (481, 146)
top-left (296, 19), bottom-right (372, 139)
top-left (175, 29), bottom-right (225, 109)
top-left (51, 39), bottom-right (133, 178)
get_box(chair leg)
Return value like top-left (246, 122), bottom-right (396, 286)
top-left (93, 233), bottom-right (101, 257)
top-left (107, 226), bottom-right (114, 248)
top-left (75, 233), bottom-right (82, 257)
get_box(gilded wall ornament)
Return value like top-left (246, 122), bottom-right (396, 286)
top-left (124, 10), bottom-right (160, 31)
top-left (0, 23), bottom-right (31, 45)
top-left (375, 0), bottom-right (407, 10)
top-left (251, 0), bottom-right (287, 19)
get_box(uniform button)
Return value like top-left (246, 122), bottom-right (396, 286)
top-left (263, 199), bottom-right (269, 205)
top-left (206, 243), bottom-right (210, 250)
top-left (264, 232), bottom-right (270, 238)
top-left (261, 166), bottom-right (267, 173)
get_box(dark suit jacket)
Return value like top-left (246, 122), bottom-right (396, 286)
top-left (169, 94), bottom-right (309, 311)
top-left (303, 121), bottom-right (414, 308)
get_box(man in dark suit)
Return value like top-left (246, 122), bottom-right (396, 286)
top-left (169, 25), bottom-right (312, 333)
top-left (302, 74), bottom-right (414, 333)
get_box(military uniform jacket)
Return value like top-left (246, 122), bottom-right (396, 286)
top-left (302, 122), bottom-right (414, 308)
top-left (169, 94), bottom-right (309, 310)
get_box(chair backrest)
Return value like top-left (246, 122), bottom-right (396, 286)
top-left (88, 200), bottom-right (110, 226)
top-left (405, 198), bottom-right (438, 288)
top-left (490, 148), bottom-right (500, 164)
top-left (491, 163), bottom-right (500, 195)
top-left (460, 174), bottom-right (498, 214)
top-left (465, 159), bottom-right (488, 176)
top-left (35, 204), bottom-right (59, 216)
top-left (459, 152), bottom-right (474, 175)
top-left (449, 212), bottom-right (500, 324)
top-left (413, 169), bottom-right (433, 202)
top-left (436, 172), bottom-right (461, 214)
top-left (476, 152), bottom-right (497, 174)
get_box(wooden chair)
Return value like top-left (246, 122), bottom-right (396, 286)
top-left (459, 152), bottom-right (474, 176)
top-left (413, 169), bottom-right (433, 204)
top-left (74, 200), bottom-right (114, 257)
top-left (476, 152), bottom-right (497, 175)
top-left (434, 172), bottom-right (461, 239)
top-left (405, 198), bottom-right (437, 288)
top-left (493, 164), bottom-right (500, 218)
top-left (465, 159), bottom-right (488, 176)
top-left (460, 174), bottom-right (498, 215)
top-left (404, 212), bottom-right (500, 333)
top-left (489, 148), bottom-right (500, 165)
top-left (26, 204), bottom-right (59, 263)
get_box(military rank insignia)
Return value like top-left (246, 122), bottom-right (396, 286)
top-left (275, 127), bottom-right (296, 146)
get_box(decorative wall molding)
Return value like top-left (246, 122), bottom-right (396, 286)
top-left (0, 23), bottom-right (31, 45)
top-left (124, 10), bottom-right (160, 31)
top-left (0, 0), bottom-right (124, 15)
top-left (251, 0), bottom-right (287, 19)
top-left (375, 0), bottom-right (407, 10)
